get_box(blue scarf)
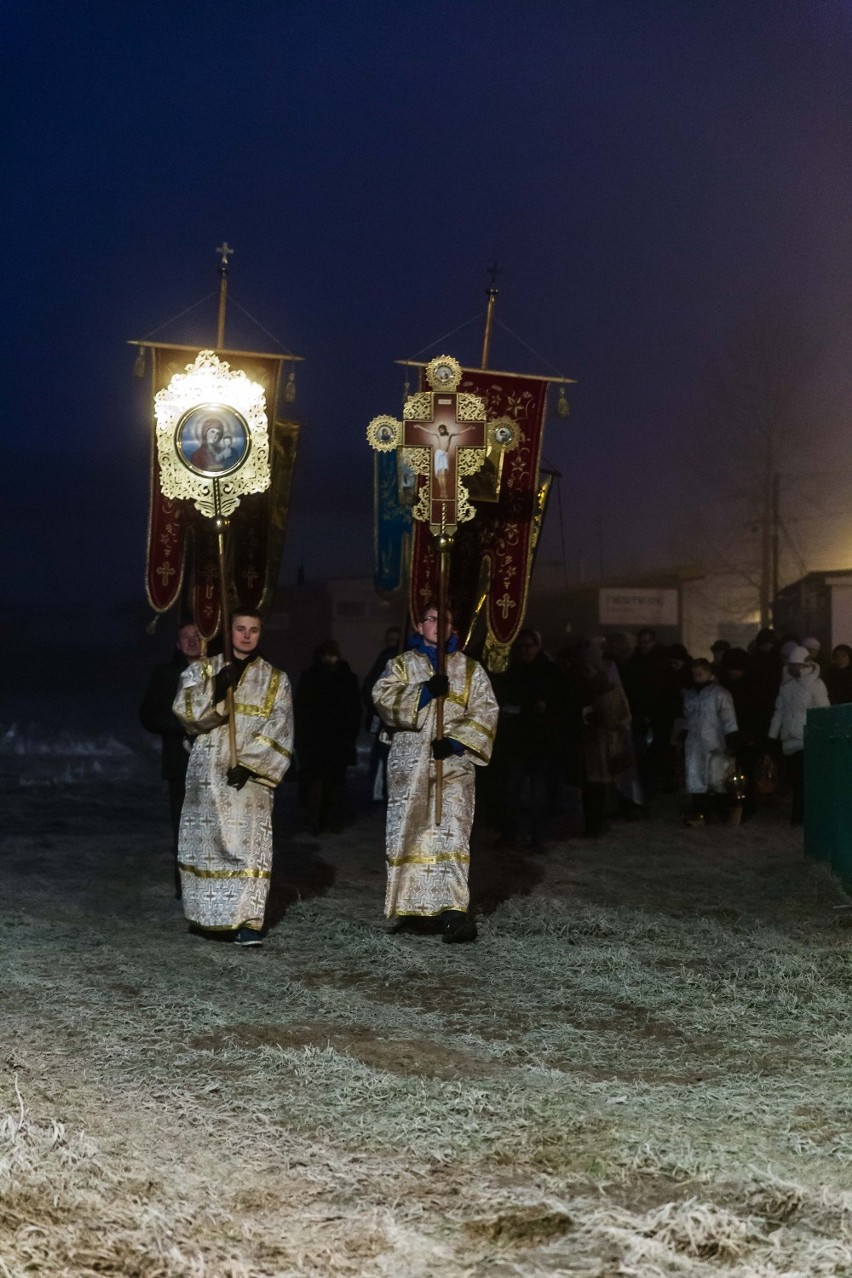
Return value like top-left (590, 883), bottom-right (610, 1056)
top-left (408, 631), bottom-right (459, 671)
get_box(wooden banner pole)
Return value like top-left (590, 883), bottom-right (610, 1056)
top-left (434, 528), bottom-right (452, 825)
top-left (214, 512), bottom-right (238, 770)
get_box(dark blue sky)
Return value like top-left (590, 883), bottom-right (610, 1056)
top-left (5, 0), bottom-right (852, 637)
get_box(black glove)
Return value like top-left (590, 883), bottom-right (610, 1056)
top-left (431, 737), bottom-right (459, 760)
top-left (226, 765), bottom-right (253, 790)
top-left (425, 673), bottom-right (449, 698)
top-left (213, 664), bottom-right (239, 703)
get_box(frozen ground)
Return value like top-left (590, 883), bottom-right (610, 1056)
top-left (2, 725), bottom-right (852, 1276)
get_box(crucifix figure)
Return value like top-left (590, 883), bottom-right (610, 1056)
top-left (403, 393), bottom-right (486, 530)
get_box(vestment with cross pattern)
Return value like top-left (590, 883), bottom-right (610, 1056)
top-left (173, 653), bottom-right (293, 931)
top-left (372, 646), bottom-right (498, 918)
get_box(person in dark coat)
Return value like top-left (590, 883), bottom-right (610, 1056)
top-left (825, 644), bottom-right (852, 705)
top-left (295, 639), bottom-right (362, 834)
top-left (748, 628), bottom-right (783, 739)
top-left (578, 650), bottom-right (634, 837)
top-left (720, 647), bottom-right (764, 820)
top-left (495, 629), bottom-right (565, 851)
top-left (361, 626), bottom-right (402, 801)
top-left (140, 621), bottom-right (201, 896)
top-left (625, 628), bottom-right (669, 796)
top-left (657, 644), bottom-right (692, 792)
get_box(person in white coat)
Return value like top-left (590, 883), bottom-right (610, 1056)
top-left (768, 644), bottom-right (829, 825)
top-left (682, 659), bottom-right (738, 825)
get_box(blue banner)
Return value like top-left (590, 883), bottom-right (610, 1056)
top-left (373, 450), bottom-right (412, 597)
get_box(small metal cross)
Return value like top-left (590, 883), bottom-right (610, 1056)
top-left (216, 241), bottom-right (235, 268)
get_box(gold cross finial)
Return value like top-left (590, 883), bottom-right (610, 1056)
top-left (216, 241), bottom-right (235, 268)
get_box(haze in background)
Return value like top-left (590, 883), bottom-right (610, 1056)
top-left (5, 0), bottom-right (852, 651)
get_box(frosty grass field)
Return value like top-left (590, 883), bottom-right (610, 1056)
top-left (3, 724), bottom-right (852, 1276)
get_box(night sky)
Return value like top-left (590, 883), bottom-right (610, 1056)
top-left (6, 1), bottom-right (852, 645)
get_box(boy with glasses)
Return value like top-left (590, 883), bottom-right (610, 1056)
top-left (372, 603), bottom-right (498, 942)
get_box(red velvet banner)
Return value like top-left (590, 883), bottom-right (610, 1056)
top-left (409, 369), bottom-right (549, 649)
top-left (232, 419), bottom-right (299, 614)
top-left (191, 523), bottom-right (222, 641)
top-left (145, 456), bottom-right (188, 613)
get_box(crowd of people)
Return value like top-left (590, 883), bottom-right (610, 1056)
top-left (141, 611), bottom-right (842, 948)
top-left (484, 625), bottom-right (842, 844)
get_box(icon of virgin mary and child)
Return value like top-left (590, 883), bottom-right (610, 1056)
top-left (189, 416), bottom-right (240, 472)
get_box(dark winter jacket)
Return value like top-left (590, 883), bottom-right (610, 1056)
top-left (495, 650), bottom-right (565, 763)
top-left (139, 651), bottom-right (192, 780)
top-left (295, 659), bottom-right (362, 774)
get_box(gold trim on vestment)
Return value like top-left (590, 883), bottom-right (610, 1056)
top-left (387, 853), bottom-right (471, 867)
top-left (390, 685), bottom-right (407, 723)
top-left (464, 717), bottom-right (496, 742)
top-left (235, 668), bottom-right (281, 717)
top-left (256, 733), bottom-right (291, 757)
top-left (390, 908), bottom-right (465, 918)
top-left (178, 862), bottom-right (271, 880)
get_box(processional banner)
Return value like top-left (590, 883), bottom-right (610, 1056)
top-left (144, 345), bottom-right (296, 636)
top-left (373, 448), bottom-right (413, 598)
top-left (409, 368), bottom-right (549, 652)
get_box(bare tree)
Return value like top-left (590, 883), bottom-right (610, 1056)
top-left (700, 315), bottom-right (828, 626)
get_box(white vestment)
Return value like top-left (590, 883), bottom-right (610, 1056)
top-left (372, 648), bottom-right (498, 918)
top-left (174, 654), bottom-right (293, 931)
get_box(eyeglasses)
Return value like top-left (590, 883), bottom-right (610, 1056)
top-left (422, 615), bottom-right (439, 624)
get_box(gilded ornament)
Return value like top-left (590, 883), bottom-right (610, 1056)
top-left (424, 354), bottom-right (462, 392)
top-left (154, 350), bottom-right (270, 518)
top-left (366, 415), bottom-right (402, 451)
top-left (487, 416), bottom-right (521, 452)
top-left (402, 392), bottom-right (433, 420)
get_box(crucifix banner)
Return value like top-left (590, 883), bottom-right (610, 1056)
top-left (401, 389), bottom-right (487, 530)
top-left (409, 368), bottom-right (550, 652)
top-left (367, 355), bottom-right (489, 537)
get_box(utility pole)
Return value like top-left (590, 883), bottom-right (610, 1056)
top-left (759, 454), bottom-right (774, 628)
top-left (771, 473), bottom-right (780, 621)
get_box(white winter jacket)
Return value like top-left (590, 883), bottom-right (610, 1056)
top-left (769, 664), bottom-right (829, 754)
top-left (683, 681), bottom-right (738, 794)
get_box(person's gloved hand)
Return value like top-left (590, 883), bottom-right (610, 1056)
top-left (226, 765), bottom-right (253, 790)
top-left (431, 737), bottom-right (460, 760)
top-left (424, 673), bottom-right (449, 698)
top-left (213, 664), bottom-right (239, 703)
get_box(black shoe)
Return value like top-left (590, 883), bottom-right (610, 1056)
top-left (234, 927), bottom-right (263, 947)
top-left (441, 911), bottom-right (478, 944)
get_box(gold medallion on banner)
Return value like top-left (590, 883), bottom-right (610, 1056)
top-left (154, 350), bottom-right (271, 517)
